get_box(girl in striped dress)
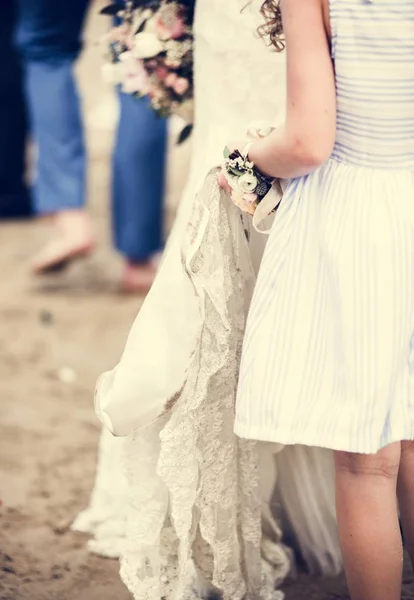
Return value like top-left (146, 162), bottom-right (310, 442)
top-left (223, 0), bottom-right (414, 598)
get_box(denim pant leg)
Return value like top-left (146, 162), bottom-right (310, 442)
top-left (112, 91), bottom-right (167, 262)
top-left (0, 1), bottom-right (31, 217)
top-left (14, 0), bottom-right (90, 215)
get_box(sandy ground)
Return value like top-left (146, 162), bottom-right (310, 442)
top-left (1, 5), bottom-right (414, 600)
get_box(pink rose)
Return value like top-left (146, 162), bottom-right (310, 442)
top-left (156, 18), bottom-right (185, 40)
top-left (173, 77), bottom-right (189, 95)
top-left (155, 66), bottom-right (169, 81)
top-left (155, 6), bottom-right (185, 40)
top-left (165, 72), bottom-right (178, 87)
top-left (120, 52), bottom-right (150, 95)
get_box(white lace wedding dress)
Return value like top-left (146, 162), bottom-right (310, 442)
top-left (73, 0), bottom-right (342, 597)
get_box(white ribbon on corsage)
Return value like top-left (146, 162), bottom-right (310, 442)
top-left (242, 121), bottom-right (286, 235)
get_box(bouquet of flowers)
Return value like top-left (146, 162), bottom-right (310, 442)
top-left (100, 0), bottom-right (195, 142)
top-left (221, 147), bottom-right (275, 216)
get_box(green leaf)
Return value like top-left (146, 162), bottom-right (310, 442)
top-left (228, 167), bottom-right (244, 176)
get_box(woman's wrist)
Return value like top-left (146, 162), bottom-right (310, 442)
top-left (221, 144), bottom-right (275, 215)
top-left (223, 148), bottom-right (273, 195)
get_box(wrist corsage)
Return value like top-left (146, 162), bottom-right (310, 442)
top-left (222, 145), bottom-right (274, 216)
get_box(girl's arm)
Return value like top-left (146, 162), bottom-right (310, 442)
top-left (248, 0), bottom-right (336, 179)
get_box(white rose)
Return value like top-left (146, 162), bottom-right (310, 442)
top-left (133, 32), bottom-right (164, 59)
top-left (238, 173), bottom-right (258, 193)
top-left (118, 50), bottom-right (132, 63)
top-left (143, 16), bottom-right (158, 33)
top-left (223, 172), bottom-right (240, 192)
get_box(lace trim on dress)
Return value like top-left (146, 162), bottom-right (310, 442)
top-left (120, 171), bottom-right (291, 600)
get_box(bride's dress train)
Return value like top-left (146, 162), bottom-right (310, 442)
top-left (71, 427), bottom-right (127, 558)
top-left (73, 0), bottom-right (342, 596)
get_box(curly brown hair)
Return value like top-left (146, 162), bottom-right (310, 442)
top-left (259, 0), bottom-right (285, 51)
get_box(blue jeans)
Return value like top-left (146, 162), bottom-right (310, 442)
top-left (15, 0), bottom-right (167, 261)
top-left (14, 0), bottom-right (89, 215)
top-left (112, 91), bottom-right (167, 262)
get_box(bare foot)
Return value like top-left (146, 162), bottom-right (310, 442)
top-left (120, 260), bottom-right (158, 295)
top-left (31, 210), bottom-right (95, 275)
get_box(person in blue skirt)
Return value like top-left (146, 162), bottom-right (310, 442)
top-left (14, 0), bottom-right (167, 292)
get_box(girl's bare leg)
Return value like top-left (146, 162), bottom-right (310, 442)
top-left (334, 443), bottom-right (403, 600)
top-left (398, 441), bottom-right (414, 569)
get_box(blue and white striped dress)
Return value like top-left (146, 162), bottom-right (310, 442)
top-left (234, 0), bottom-right (414, 454)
